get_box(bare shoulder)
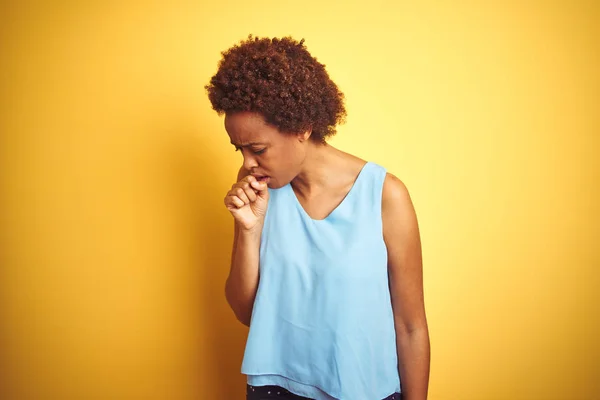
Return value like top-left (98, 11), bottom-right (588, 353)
top-left (381, 172), bottom-right (419, 235)
top-left (382, 172), bottom-right (412, 210)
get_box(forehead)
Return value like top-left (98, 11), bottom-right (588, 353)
top-left (224, 112), bottom-right (279, 145)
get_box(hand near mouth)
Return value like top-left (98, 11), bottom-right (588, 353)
top-left (224, 174), bottom-right (270, 231)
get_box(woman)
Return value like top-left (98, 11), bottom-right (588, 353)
top-left (205, 35), bottom-right (430, 400)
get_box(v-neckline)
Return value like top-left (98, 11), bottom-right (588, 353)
top-left (288, 162), bottom-right (371, 222)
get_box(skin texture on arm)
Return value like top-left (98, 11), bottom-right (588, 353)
top-left (225, 166), bottom-right (262, 326)
top-left (382, 173), bottom-right (430, 400)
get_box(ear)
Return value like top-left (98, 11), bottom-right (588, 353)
top-left (297, 127), bottom-right (313, 142)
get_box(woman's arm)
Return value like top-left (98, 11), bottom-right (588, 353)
top-left (225, 167), bottom-right (262, 326)
top-left (382, 173), bottom-right (430, 400)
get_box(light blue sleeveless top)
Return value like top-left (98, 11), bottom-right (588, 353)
top-left (242, 162), bottom-right (401, 400)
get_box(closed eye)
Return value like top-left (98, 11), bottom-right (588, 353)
top-left (234, 146), bottom-right (266, 155)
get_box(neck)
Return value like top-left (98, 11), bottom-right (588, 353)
top-left (292, 141), bottom-right (346, 196)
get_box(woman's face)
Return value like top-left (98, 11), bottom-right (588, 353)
top-left (224, 111), bottom-right (310, 189)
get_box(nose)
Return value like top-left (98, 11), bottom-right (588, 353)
top-left (242, 152), bottom-right (258, 171)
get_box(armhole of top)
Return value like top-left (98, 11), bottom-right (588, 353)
top-left (377, 166), bottom-right (388, 216)
top-left (369, 164), bottom-right (387, 227)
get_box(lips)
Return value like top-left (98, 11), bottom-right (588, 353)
top-left (252, 175), bottom-right (270, 182)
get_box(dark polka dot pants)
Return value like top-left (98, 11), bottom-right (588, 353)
top-left (246, 384), bottom-right (403, 400)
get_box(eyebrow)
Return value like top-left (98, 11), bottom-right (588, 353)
top-left (230, 141), bottom-right (266, 147)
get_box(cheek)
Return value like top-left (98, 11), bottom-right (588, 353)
top-left (280, 145), bottom-right (303, 166)
top-left (263, 143), bottom-right (302, 177)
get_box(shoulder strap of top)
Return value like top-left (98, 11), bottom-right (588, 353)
top-left (350, 161), bottom-right (387, 220)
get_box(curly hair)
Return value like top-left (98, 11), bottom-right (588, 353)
top-left (205, 35), bottom-right (347, 143)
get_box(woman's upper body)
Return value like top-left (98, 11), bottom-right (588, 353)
top-left (206, 35), bottom-right (429, 400)
top-left (240, 155), bottom-right (402, 399)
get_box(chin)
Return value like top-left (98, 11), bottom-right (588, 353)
top-left (267, 180), bottom-right (284, 189)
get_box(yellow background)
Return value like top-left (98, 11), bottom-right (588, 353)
top-left (1, 1), bottom-right (598, 399)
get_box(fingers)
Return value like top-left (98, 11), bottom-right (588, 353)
top-left (239, 175), bottom-right (266, 192)
top-left (232, 180), bottom-right (258, 202)
top-left (250, 180), bottom-right (267, 192)
top-left (224, 189), bottom-right (250, 209)
top-left (225, 176), bottom-right (262, 209)
top-left (234, 186), bottom-right (253, 204)
top-left (242, 176), bottom-right (268, 194)
top-left (224, 194), bottom-right (245, 209)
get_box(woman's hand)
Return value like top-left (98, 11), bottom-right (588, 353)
top-left (224, 175), bottom-right (269, 232)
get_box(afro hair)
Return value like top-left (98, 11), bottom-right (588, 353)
top-left (205, 35), bottom-right (347, 143)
